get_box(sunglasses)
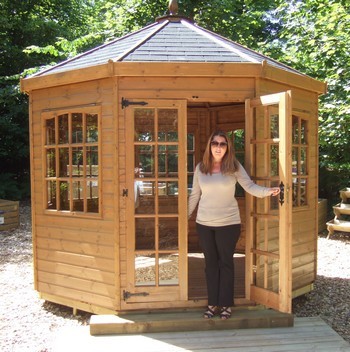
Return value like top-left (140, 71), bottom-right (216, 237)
top-left (210, 141), bottom-right (228, 148)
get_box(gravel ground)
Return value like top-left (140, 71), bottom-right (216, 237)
top-left (0, 203), bottom-right (349, 351)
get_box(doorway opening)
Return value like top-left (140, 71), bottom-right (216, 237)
top-left (186, 102), bottom-right (246, 303)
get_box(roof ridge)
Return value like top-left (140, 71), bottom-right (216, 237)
top-left (115, 20), bottom-right (169, 62)
top-left (181, 20), bottom-right (259, 64)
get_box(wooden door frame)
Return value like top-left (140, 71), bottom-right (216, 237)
top-left (122, 99), bottom-right (188, 309)
top-left (245, 91), bottom-right (293, 313)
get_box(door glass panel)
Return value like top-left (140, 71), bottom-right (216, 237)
top-left (159, 253), bottom-right (179, 285)
top-left (300, 147), bottom-right (307, 174)
top-left (135, 181), bottom-right (155, 214)
top-left (269, 110), bottom-right (279, 139)
top-left (270, 145), bottom-right (279, 176)
top-left (292, 116), bottom-right (299, 143)
top-left (135, 109), bottom-right (155, 142)
top-left (135, 145), bottom-right (154, 177)
top-left (158, 145), bottom-right (178, 176)
top-left (253, 255), bottom-right (279, 293)
top-left (158, 109), bottom-right (178, 141)
top-left (159, 182), bottom-right (178, 214)
top-left (292, 147), bottom-right (298, 176)
top-left (301, 120), bottom-right (307, 144)
top-left (159, 218), bottom-right (178, 250)
top-left (135, 254), bottom-right (156, 286)
top-left (135, 218), bottom-right (155, 250)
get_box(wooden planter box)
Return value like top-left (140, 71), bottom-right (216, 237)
top-left (0, 199), bottom-right (19, 231)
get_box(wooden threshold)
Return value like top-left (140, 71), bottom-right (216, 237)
top-left (90, 307), bottom-right (293, 335)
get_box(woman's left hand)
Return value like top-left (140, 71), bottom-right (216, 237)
top-left (269, 187), bottom-right (280, 196)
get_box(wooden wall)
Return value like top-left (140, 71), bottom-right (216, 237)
top-left (28, 72), bottom-right (320, 313)
top-left (30, 78), bottom-right (118, 313)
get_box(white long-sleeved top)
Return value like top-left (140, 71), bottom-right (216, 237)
top-left (188, 162), bottom-right (271, 226)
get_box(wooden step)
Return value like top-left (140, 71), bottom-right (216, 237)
top-left (90, 308), bottom-right (293, 335)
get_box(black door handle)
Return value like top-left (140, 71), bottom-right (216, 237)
top-left (279, 181), bottom-right (284, 206)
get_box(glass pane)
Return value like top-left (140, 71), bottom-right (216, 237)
top-left (292, 147), bottom-right (298, 176)
top-left (86, 113), bottom-right (98, 142)
top-left (292, 116), bottom-right (299, 143)
top-left (58, 114), bottom-right (68, 144)
top-left (46, 118), bottom-right (55, 145)
top-left (187, 133), bottom-right (194, 150)
top-left (135, 181), bottom-right (155, 214)
top-left (301, 120), bottom-right (307, 144)
top-left (269, 111), bottom-right (279, 139)
top-left (300, 147), bottom-right (307, 175)
top-left (187, 154), bottom-right (194, 173)
top-left (72, 147), bottom-right (84, 177)
top-left (72, 180), bottom-right (84, 212)
top-left (254, 254), bottom-right (279, 293)
top-left (159, 218), bottom-right (178, 250)
top-left (86, 146), bottom-right (98, 177)
top-left (72, 113), bottom-right (83, 143)
top-left (158, 145), bottom-right (178, 176)
top-left (158, 109), bottom-right (178, 141)
top-left (135, 109), bottom-right (154, 142)
top-left (159, 182), bottom-right (178, 214)
top-left (87, 180), bottom-right (99, 213)
top-left (135, 218), bottom-right (155, 250)
top-left (47, 181), bottom-right (56, 209)
top-left (59, 148), bottom-right (69, 177)
top-left (135, 254), bottom-right (155, 286)
top-left (46, 149), bottom-right (56, 177)
top-left (59, 181), bottom-right (69, 210)
top-left (135, 145), bottom-right (154, 178)
top-left (300, 179), bottom-right (307, 206)
top-left (159, 254), bottom-right (179, 285)
top-left (270, 145), bottom-right (279, 176)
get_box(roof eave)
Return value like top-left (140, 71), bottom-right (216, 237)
top-left (20, 61), bottom-right (326, 95)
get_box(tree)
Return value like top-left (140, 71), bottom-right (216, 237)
top-left (261, 0), bottom-right (350, 200)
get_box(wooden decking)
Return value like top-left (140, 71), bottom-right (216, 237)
top-left (53, 317), bottom-right (350, 351)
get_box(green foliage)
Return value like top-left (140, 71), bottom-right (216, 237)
top-left (1, 0), bottom-right (349, 200)
top-left (262, 0), bottom-right (350, 180)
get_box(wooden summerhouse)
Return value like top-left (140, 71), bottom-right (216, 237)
top-left (21, 9), bottom-right (326, 315)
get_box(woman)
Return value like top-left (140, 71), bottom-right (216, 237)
top-left (188, 130), bottom-right (280, 320)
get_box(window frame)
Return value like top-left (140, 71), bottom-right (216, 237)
top-left (41, 106), bottom-right (102, 218)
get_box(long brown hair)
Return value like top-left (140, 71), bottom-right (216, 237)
top-left (199, 130), bottom-right (239, 175)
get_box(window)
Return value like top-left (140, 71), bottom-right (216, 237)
top-left (44, 109), bottom-right (100, 214)
top-left (292, 116), bottom-right (308, 207)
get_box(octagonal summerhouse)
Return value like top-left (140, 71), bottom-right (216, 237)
top-left (21, 11), bottom-right (326, 315)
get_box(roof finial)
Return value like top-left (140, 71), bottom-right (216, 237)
top-left (168, 0), bottom-right (178, 15)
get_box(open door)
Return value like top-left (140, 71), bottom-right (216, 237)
top-left (245, 91), bottom-right (293, 313)
top-left (122, 99), bottom-right (188, 309)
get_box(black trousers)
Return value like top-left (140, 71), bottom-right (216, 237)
top-left (196, 223), bottom-right (241, 307)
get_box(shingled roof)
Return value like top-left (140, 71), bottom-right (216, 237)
top-left (35, 15), bottom-right (302, 77)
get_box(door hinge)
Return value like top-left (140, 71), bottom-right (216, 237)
top-left (123, 290), bottom-right (150, 301)
top-left (122, 188), bottom-right (128, 197)
top-left (121, 97), bottom-right (148, 109)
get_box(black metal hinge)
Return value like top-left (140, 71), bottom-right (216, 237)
top-left (123, 290), bottom-right (150, 301)
top-left (122, 189), bottom-right (128, 197)
top-left (121, 97), bottom-right (148, 109)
